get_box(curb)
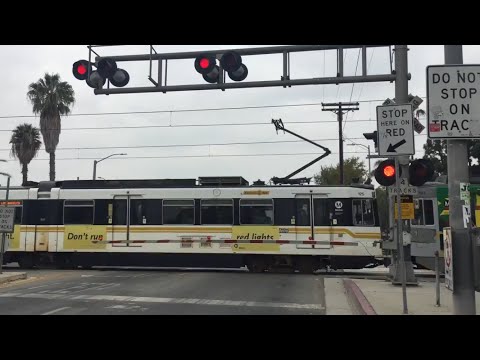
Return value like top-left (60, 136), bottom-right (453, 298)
top-left (0, 272), bottom-right (27, 285)
top-left (343, 279), bottom-right (377, 315)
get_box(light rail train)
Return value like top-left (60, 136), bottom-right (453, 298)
top-left (1, 177), bottom-right (383, 273)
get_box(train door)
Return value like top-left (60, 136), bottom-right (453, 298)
top-left (295, 194), bottom-right (331, 249)
top-left (28, 200), bottom-right (58, 252)
top-left (110, 194), bottom-right (142, 247)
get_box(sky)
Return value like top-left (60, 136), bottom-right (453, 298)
top-left (1, 44), bottom-right (479, 186)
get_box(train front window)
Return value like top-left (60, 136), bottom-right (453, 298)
top-left (240, 199), bottom-right (273, 225)
top-left (64, 200), bottom-right (94, 225)
top-left (353, 199), bottom-right (375, 226)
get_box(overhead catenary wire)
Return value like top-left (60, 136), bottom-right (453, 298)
top-left (0, 119), bottom-right (378, 133)
top-left (0, 97), bottom-right (427, 121)
top-left (0, 133), bottom-right (429, 153)
top-left (12, 150), bottom-right (370, 163)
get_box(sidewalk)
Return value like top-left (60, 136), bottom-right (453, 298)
top-left (0, 272), bottom-right (27, 285)
top-left (345, 277), bottom-right (480, 315)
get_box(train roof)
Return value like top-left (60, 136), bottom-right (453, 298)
top-left (2, 177), bottom-right (375, 191)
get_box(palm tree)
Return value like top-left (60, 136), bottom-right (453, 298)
top-left (27, 73), bottom-right (75, 181)
top-left (10, 124), bottom-right (42, 186)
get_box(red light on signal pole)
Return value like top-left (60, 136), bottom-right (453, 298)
top-left (383, 165), bottom-right (395, 177)
top-left (199, 58), bottom-right (210, 70)
top-left (77, 64), bottom-right (87, 75)
top-left (374, 159), bottom-right (400, 186)
top-left (72, 60), bottom-right (91, 80)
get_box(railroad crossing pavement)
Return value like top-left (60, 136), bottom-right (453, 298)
top-left (0, 268), bottom-right (336, 315)
top-left (0, 271), bottom-right (27, 285)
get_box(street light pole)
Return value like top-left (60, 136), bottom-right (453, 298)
top-left (93, 160), bottom-right (98, 181)
top-left (92, 153), bottom-right (127, 180)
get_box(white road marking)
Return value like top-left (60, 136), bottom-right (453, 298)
top-left (0, 292), bottom-right (324, 310)
top-left (41, 307), bottom-right (71, 315)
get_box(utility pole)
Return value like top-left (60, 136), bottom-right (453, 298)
top-left (322, 102), bottom-right (359, 184)
top-left (389, 45), bottom-right (417, 305)
top-left (444, 45), bottom-right (476, 315)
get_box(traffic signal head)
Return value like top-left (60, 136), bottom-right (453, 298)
top-left (194, 51), bottom-right (248, 83)
top-left (97, 58), bottom-right (118, 79)
top-left (221, 51), bottom-right (248, 81)
top-left (72, 60), bottom-right (91, 80)
top-left (409, 159), bottom-right (434, 186)
top-left (374, 159), bottom-right (400, 186)
top-left (195, 54), bottom-right (220, 83)
top-left (72, 57), bottom-right (130, 89)
top-left (86, 71), bottom-right (106, 89)
top-left (109, 69), bottom-right (130, 87)
top-left (363, 131), bottom-right (378, 149)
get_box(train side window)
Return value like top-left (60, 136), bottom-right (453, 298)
top-left (201, 199), bottom-right (233, 225)
top-left (163, 200), bottom-right (194, 225)
top-left (313, 199), bottom-right (329, 226)
top-left (14, 206), bottom-right (22, 224)
top-left (64, 200), bottom-right (94, 225)
top-left (130, 200), bottom-right (162, 225)
top-left (240, 199), bottom-right (273, 225)
top-left (113, 200), bottom-right (127, 225)
top-left (353, 199), bottom-right (375, 226)
top-left (295, 199), bottom-right (310, 226)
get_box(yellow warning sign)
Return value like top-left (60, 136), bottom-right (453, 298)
top-left (231, 226), bottom-right (279, 241)
top-left (394, 195), bottom-right (414, 220)
top-left (63, 225), bottom-right (107, 250)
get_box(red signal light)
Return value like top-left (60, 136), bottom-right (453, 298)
top-left (72, 60), bottom-right (91, 80)
top-left (374, 159), bottom-right (399, 186)
top-left (195, 54), bottom-right (216, 75)
top-left (199, 58), bottom-right (210, 69)
top-left (77, 64), bottom-right (87, 75)
top-left (383, 165), bottom-right (395, 177)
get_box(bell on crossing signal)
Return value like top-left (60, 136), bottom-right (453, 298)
top-left (409, 159), bottom-right (434, 186)
top-left (374, 159), bottom-right (400, 186)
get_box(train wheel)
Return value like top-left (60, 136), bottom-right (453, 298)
top-left (18, 255), bottom-right (34, 269)
top-left (246, 256), bottom-right (267, 273)
top-left (55, 254), bottom-right (77, 270)
top-left (295, 257), bottom-right (316, 274)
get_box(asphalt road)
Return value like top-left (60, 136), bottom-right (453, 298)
top-left (0, 268), bottom-right (326, 315)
